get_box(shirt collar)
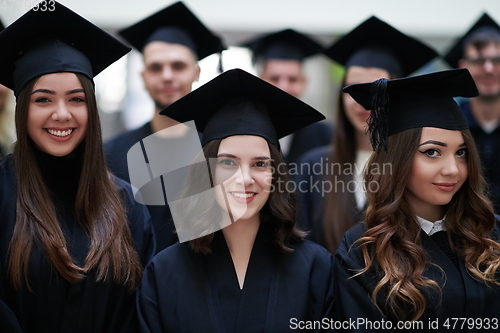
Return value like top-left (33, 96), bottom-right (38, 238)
top-left (417, 216), bottom-right (446, 236)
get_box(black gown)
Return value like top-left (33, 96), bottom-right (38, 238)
top-left (284, 121), bottom-right (333, 167)
top-left (461, 99), bottom-right (500, 214)
top-left (0, 152), bottom-right (155, 333)
top-left (138, 223), bottom-right (335, 332)
top-left (105, 122), bottom-right (202, 253)
top-left (293, 145), bottom-right (364, 246)
top-left (334, 221), bottom-right (500, 332)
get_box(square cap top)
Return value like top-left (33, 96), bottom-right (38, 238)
top-left (325, 16), bottom-right (438, 77)
top-left (0, 1), bottom-right (131, 96)
top-left (444, 13), bottom-right (500, 68)
top-left (343, 68), bottom-right (478, 151)
top-left (119, 1), bottom-right (226, 60)
top-left (241, 29), bottom-right (324, 63)
top-left (160, 68), bottom-right (325, 148)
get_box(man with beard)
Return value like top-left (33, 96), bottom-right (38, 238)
top-left (105, 1), bottom-right (225, 252)
top-left (444, 13), bottom-right (500, 213)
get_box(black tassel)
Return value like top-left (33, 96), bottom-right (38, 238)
top-left (217, 52), bottom-right (224, 74)
top-left (368, 78), bottom-right (389, 152)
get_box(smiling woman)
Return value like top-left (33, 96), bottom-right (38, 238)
top-left (27, 73), bottom-right (89, 157)
top-left (334, 68), bottom-right (500, 331)
top-left (137, 69), bottom-right (335, 333)
top-left (0, 2), bottom-right (154, 332)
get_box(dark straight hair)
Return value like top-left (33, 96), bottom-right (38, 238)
top-left (8, 73), bottom-right (142, 291)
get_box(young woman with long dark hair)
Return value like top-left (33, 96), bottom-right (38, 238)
top-left (334, 68), bottom-right (500, 331)
top-left (295, 16), bottom-right (438, 253)
top-left (0, 3), bottom-right (154, 332)
top-left (137, 69), bottom-right (334, 332)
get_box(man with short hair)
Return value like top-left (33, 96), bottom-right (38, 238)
top-left (242, 29), bottom-right (333, 166)
top-left (105, 1), bottom-right (225, 251)
top-left (444, 13), bottom-right (500, 213)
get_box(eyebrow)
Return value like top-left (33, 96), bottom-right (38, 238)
top-left (217, 153), bottom-right (271, 160)
top-left (418, 140), bottom-right (466, 148)
top-left (31, 88), bottom-right (85, 95)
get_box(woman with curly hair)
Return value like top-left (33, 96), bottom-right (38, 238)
top-left (334, 68), bottom-right (500, 331)
top-left (137, 69), bottom-right (334, 333)
top-left (295, 16), bottom-right (438, 254)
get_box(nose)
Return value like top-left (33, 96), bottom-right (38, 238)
top-left (51, 101), bottom-right (72, 121)
top-left (161, 66), bottom-right (173, 80)
top-left (234, 166), bottom-right (254, 187)
top-left (484, 59), bottom-right (495, 72)
top-left (272, 77), bottom-right (289, 93)
top-left (441, 155), bottom-right (459, 177)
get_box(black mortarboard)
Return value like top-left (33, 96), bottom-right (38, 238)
top-left (119, 1), bottom-right (226, 60)
top-left (160, 68), bottom-right (325, 148)
top-left (443, 13), bottom-right (500, 68)
top-left (0, 1), bottom-right (130, 97)
top-left (241, 29), bottom-right (324, 63)
top-left (0, 18), bottom-right (4, 32)
top-left (343, 68), bottom-right (478, 151)
top-left (325, 16), bottom-right (438, 77)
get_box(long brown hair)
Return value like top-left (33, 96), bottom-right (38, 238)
top-left (323, 70), bottom-right (398, 253)
top-left (8, 74), bottom-right (142, 291)
top-left (358, 127), bottom-right (500, 321)
top-left (322, 77), bottom-right (358, 253)
top-left (187, 139), bottom-right (305, 254)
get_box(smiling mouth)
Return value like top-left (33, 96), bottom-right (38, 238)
top-left (46, 128), bottom-right (75, 137)
top-left (229, 192), bottom-right (256, 199)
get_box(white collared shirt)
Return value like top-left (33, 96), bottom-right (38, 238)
top-left (417, 216), bottom-right (446, 236)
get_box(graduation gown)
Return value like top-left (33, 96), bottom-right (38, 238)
top-left (105, 122), bottom-right (178, 252)
top-left (105, 122), bottom-right (202, 252)
top-left (460, 99), bottom-right (500, 214)
top-left (284, 121), bottom-right (333, 167)
top-left (294, 146), bottom-right (363, 247)
top-left (334, 222), bottom-right (500, 332)
top-left (0, 153), bottom-right (155, 333)
top-left (138, 224), bottom-right (334, 332)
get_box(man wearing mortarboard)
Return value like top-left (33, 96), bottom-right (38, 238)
top-left (444, 13), bottom-right (500, 213)
top-left (105, 1), bottom-right (226, 252)
top-left (241, 29), bottom-right (332, 166)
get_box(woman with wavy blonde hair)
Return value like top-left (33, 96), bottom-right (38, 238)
top-left (334, 68), bottom-right (500, 331)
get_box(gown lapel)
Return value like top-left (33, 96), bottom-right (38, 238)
top-left (205, 226), bottom-right (279, 333)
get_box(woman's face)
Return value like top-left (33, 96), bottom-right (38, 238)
top-left (343, 66), bottom-right (391, 134)
top-left (27, 72), bottom-right (88, 156)
top-left (405, 127), bottom-right (469, 219)
top-left (214, 135), bottom-right (273, 224)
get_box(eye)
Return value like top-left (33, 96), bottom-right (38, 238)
top-left (70, 96), bottom-right (86, 103)
top-left (456, 148), bottom-right (468, 158)
top-left (218, 158), bottom-right (238, 168)
top-left (171, 62), bottom-right (188, 71)
top-left (35, 97), bottom-right (50, 103)
top-left (254, 160), bottom-right (270, 168)
top-left (147, 64), bottom-right (162, 72)
top-left (419, 149), bottom-right (440, 158)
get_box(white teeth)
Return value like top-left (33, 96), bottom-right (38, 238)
top-left (230, 192), bottom-right (255, 199)
top-left (47, 129), bottom-right (73, 137)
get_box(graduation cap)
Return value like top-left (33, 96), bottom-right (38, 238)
top-left (0, 18), bottom-right (5, 32)
top-left (241, 29), bottom-right (325, 63)
top-left (343, 68), bottom-right (478, 151)
top-left (119, 1), bottom-right (226, 60)
top-left (0, 1), bottom-right (131, 97)
top-left (325, 16), bottom-right (438, 77)
top-left (443, 13), bottom-right (500, 68)
top-left (160, 68), bottom-right (325, 148)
